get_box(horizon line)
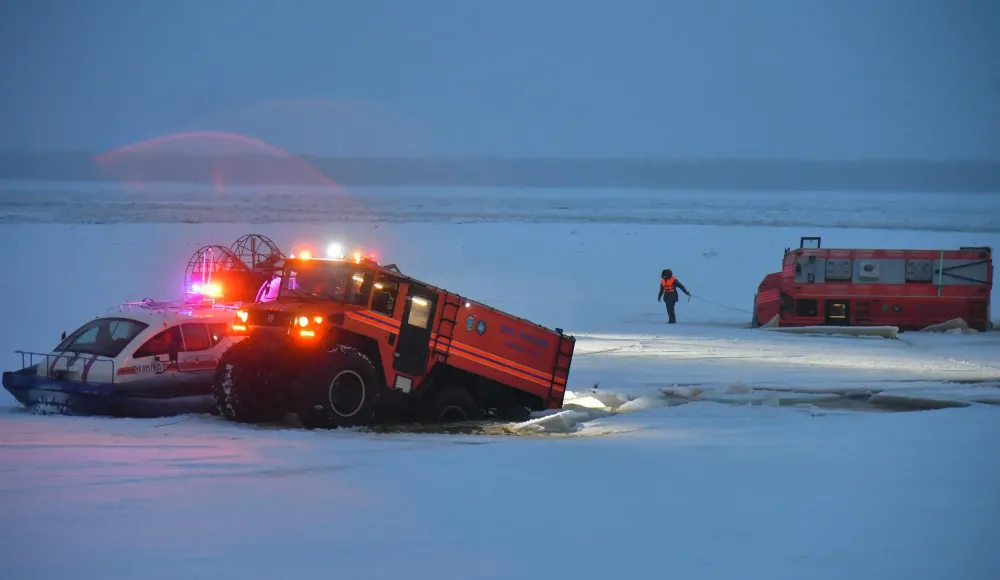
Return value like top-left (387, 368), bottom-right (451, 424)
top-left (0, 150), bottom-right (998, 164)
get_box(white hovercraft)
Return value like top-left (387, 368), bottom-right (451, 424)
top-left (2, 234), bottom-right (285, 417)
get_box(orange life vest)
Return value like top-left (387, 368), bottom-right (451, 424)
top-left (660, 276), bottom-right (676, 292)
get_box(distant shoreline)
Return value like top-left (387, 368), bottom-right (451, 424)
top-left (1, 152), bottom-right (998, 192)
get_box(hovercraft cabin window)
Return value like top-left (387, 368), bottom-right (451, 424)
top-left (207, 322), bottom-right (229, 346)
top-left (56, 317), bottom-right (149, 358)
top-left (133, 326), bottom-right (183, 358)
top-left (179, 323), bottom-right (213, 352)
top-left (132, 324), bottom-right (218, 357)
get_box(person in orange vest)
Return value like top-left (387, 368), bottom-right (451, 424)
top-left (657, 268), bottom-right (690, 323)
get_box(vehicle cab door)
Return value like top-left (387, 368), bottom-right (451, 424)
top-left (392, 283), bottom-right (438, 376)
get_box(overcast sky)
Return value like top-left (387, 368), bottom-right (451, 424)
top-left (1, 0), bottom-right (997, 159)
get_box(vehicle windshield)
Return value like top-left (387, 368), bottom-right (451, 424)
top-left (54, 317), bottom-right (149, 358)
top-left (280, 260), bottom-right (374, 306)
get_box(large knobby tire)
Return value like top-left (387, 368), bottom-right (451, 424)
top-left (297, 346), bottom-right (387, 429)
top-left (213, 341), bottom-right (247, 420)
top-left (213, 340), bottom-right (285, 424)
top-left (419, 386), bottom-right (484, 424)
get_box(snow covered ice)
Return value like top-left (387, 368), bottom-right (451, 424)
top-left (1, 184), bottom-right (999, 579)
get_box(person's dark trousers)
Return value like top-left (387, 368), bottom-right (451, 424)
top-left (664, 296), bottom-right (677, 323)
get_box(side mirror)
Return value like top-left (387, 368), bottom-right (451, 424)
top-left (61, 331), bottom-right (66, 340)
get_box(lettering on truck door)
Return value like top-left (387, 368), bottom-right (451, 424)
top-left (393, 284), bottom-right (437, 375)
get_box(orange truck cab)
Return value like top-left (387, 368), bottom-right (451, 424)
top-left (215, 251), bottom-right (576, 428)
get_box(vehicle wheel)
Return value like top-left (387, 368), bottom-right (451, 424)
top-left (213, 340), bottom-right (285, 424)
top-left (297, 346), bottom-right (387, 429)
top-left (213, 343), bottom-right (243, 420)
top-left (419, 386), bottom-right (483, 424)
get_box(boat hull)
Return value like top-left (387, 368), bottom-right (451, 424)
top-left (2, 366), bottom-right (216, 418)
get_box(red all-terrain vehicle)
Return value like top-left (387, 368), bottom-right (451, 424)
top-left (752, 236), bottom-right (993, 331)
top-left (214, 249), bottom-right (576, 428)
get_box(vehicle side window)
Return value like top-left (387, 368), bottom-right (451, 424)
top-left (406, 296), bottom-right (432, 329)
top-left (371, 276), bottom-right (400, 317)
top-left (350, 270), bottom-right (375, 306)
top-left (180, 323), bottom-right (213, 352)
top-left (207, 323), bottom-right (229, 346)
top-left (133, 326), bottom-right (183, 358)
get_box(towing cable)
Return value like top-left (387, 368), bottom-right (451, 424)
top-left (687, 293), bottom-right (754, 315)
